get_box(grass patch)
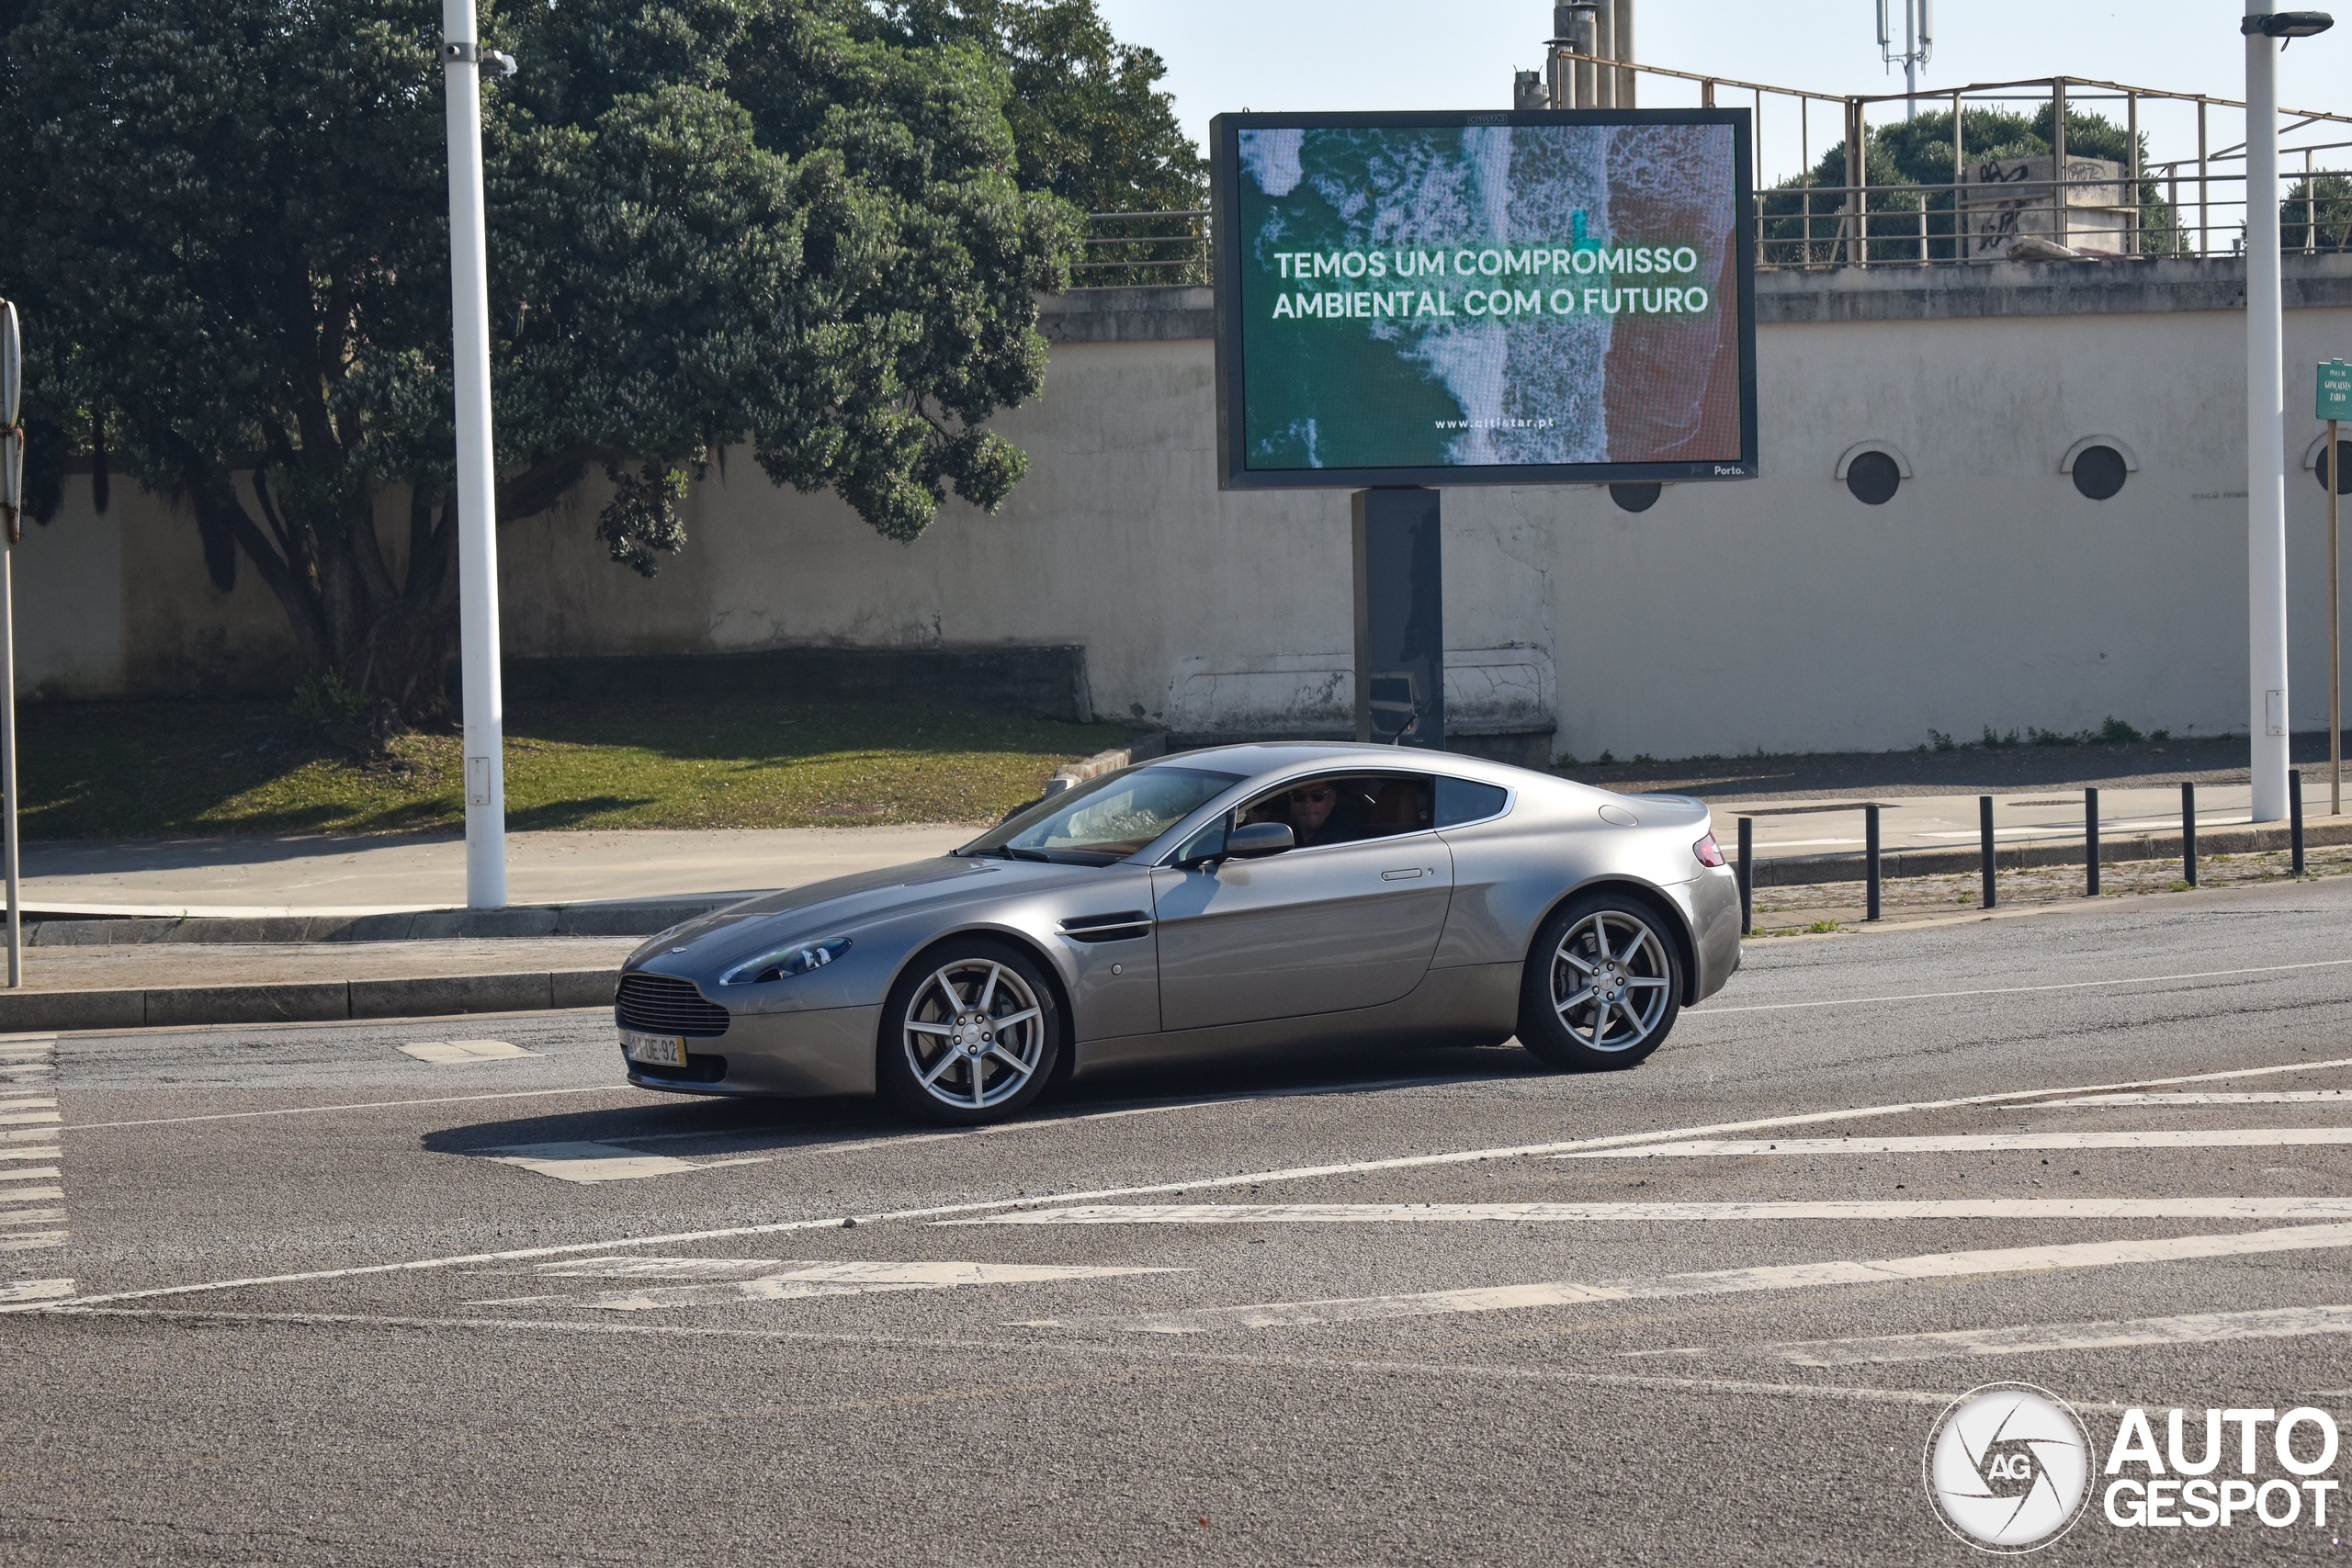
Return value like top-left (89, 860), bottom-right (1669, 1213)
top-left (17, 699), bottom-right (1145, 840)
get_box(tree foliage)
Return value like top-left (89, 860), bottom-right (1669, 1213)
top-left (1761, 105), bottom-right (2177, 264)
top-left (0, 0), bottom-right (1119, 726)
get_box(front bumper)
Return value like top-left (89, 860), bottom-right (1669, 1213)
top-left (620, 1001), bottom-right (882, 1098)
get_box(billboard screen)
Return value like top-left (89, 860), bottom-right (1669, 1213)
top-left (1210, 110), bottom-right (1757, 491)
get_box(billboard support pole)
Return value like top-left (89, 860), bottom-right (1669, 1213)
top-left (2246, 5), bottom-right (2290, 824)
top-left (1351, 490), bottom-right (1446, 752)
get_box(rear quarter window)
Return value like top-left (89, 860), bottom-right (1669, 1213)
top-left (1434, 778), bottom-right (1510, 828)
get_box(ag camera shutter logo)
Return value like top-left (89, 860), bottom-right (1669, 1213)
top-left (1923, 1382), bottom-right (2093, 1551)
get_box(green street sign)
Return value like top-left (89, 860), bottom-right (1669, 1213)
top-left (2321, 359), bottom-right (2352, 421)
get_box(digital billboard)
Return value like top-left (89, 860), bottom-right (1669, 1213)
top-left (1211, 110), bottom-right (1758, 491)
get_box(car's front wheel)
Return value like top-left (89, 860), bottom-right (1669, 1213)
top-left (878, 940), bottom-right (1062, 1125)
top-left (1516, 893), bottom-right (1683, 1071)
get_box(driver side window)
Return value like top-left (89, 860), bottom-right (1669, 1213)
top-left (1238, 773), bottom-right (1433, 851)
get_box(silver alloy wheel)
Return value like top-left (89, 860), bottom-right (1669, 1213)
top-left (899, 957), bottom-right (1047, 1110)
top-left (1548, 908), bottom-right (1672, 1054)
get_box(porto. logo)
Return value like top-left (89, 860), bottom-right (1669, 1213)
top-left (1924, 1383), bottom-right (2093, 1552)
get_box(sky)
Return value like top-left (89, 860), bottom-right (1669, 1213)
top-left (1094, 1), bottom-right (2351, 186)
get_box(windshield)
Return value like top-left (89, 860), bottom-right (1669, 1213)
top-left (961, 766), bottom-right (1241, 865)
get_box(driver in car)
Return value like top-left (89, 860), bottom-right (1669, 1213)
top-left (1267, 780), bottom-right (1362, 848)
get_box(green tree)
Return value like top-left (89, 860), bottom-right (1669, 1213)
top-left (1761, 105), bottom-right (2177, 265)
top-left (0, 0), bottom-right (1081, 731)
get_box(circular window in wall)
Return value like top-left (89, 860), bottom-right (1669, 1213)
top-left (1609, 481), bottom-right (1662, 513)
top-left (2071, 445), bottom-right (2128, 501)
top-left (2317, 442), bottom-right (2352, 494)
top-left (1845, 449), bottom-right (1902, 506)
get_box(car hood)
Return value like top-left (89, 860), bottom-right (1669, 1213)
top-left (624, 855), bottom-right (1110, 971)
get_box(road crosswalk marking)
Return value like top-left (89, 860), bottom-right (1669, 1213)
top-left (0, 1040), bottom-right (66, 1291)
top-left (950, 1197), bottom-right (2352, 1225)
top-left (1754, 1303), bottom-right (2352, 1366)
top-left (1563, 1129), bottom-right (2352, 1157)
top-left (1032, 1223), bottom-right (2352, 1336)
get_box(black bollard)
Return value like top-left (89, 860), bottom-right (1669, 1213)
top-left (2292, 769), bottom-right (2307, 876)
top-left (1980, 795), bottom-right (1996, 909)
top-left (2086, 786), bottom-right (2100, 897)
top-left (2182, 781), bottom-right (2198, 886)
top-left (1737, 816), bottom-right (1753, 936)
top-left (1865, 803), bottom-right (1882, 922)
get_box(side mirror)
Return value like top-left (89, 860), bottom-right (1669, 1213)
top-left (1226, 821), bottom-right (1295, 859)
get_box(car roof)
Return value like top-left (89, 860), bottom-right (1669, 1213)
top-left (1138, 740), bottom-right (1561, 790)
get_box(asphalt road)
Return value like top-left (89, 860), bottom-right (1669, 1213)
top-left (8, 879), bottom-right (2352, 1564)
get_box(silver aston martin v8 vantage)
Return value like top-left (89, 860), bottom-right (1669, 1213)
top-left (614, 742), bottom-right (1741, 1124)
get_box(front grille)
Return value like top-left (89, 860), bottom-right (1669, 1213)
top-left (616, 973), bottom-right (731, 1038)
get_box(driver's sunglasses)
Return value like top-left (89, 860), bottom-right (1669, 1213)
top-left (1289, 787), bottom-right (1336, 804)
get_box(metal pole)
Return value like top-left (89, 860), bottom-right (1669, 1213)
top-left (2052, 79), bottom-right (2069, 254)
top-left (1591, 0), bottom-right (1614, 110)
top-left (2199, 97), bottom-right (2211, 257)
top-left (1864, 804), bottom-right (1882, 921)
top-left (1953, 89), bottom-right (1966, 261)
top-left (2085, 786), bottom-right (2100, 897)
top-left (2247, 6), bottom-right (2292, 825)
top-left (2128, 92), bottom-right (2141, 254)
top-left (2334, 414), bottom-right (2343, 814)
top-left (2182, 780), bottom-right (2199, 885)
top-left (1979, 795), bottom-right (1996, 908)
top-left (1612, 0), bottom-right (1635, 107)
top-left (2291, 768), bottom-right (2307, 874)
top-left (0, 539), bottom-right (17, 988)
top-left (1737, 816), bottom-right (1753, 936)
top-left (444, 0), bottom-right (508, 908)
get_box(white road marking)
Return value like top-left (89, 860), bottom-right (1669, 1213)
top-left (1563, 1129), bottom-right (2352, 1158)
top-left (26, 1053), bottom-right (2352, 1315)
top-left (1759, 1303), bottom-right (2352, 1367)
top-left (948, 1197), bottom-right (2352, 1226)
top-left (483, 1142), bottom-right (718, 1183)
top-left (400, 1040), bottom-right (541, 1065)
top-left (0, 1278), bottom-right (73, 1304)
top-left (0, 1041), bottom-right (64, 1292)
top-left (528, 1257), bottom-right (785, 1280)
top-left (2022, 1091), bottom-right (2352, 1106)
top-left (0, 1233), bottom-right (67, 1252)
top-left (65, 1084), bottom-right (635, 1133)
top-left (576, 1260), bottom-right (1181, 1313)
top-left (1693, 956), bottom-right (2352, 1015)
top-left (28, 1304), bottom-right (1961, 1407)
top-left (1043, 1223), bottom-right (2352, 1337)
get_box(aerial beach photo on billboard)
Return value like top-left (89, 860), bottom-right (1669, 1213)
top-left (1211, 109), bottom-right (1758, 490)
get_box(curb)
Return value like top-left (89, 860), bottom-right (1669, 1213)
top-left (1046, 731), bottom-right (1168, 795)
top-left (1747, 817), bottom-right (2352, 886)
top-left (17, 898), bottom-right (741, 949)
top-left (0, 968), bottom-right (617, 1032)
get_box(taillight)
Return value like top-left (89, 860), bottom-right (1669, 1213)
top-left (1693, 833), bottom-right (1725, 868)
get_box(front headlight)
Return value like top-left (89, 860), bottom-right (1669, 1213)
top-left (720, 936), bottom-right (852, 987)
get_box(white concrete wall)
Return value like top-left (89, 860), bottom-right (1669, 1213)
top-left (30, 261), bottom-right (2352, 765)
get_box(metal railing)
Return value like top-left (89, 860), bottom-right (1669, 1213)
top-left (1076, 64), bottom-right (2352, 285)
top-left (1071, 209), bottom-right (1211, 287)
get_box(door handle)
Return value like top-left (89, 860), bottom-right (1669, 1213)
top-left (1380, 868), bottom-right (1424, 881)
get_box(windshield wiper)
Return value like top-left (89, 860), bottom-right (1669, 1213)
top-left (995, 845), bottom-right (1056, 863)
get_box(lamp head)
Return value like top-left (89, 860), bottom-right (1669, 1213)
top-left (2244, 11), bottom-right (2335, 38)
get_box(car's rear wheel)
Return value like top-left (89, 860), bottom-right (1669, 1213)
top-left (878, 940), bottom-right (1062, 1125)
top-left (1516, 893), bottom-right (1682, 1071)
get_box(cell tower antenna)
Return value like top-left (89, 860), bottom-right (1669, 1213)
top-left (1878, 0), bottom-right (1934, 115)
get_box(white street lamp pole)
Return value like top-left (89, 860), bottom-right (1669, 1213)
top-left (2246, 2), bottom-right (2291, 824)
top-left (442, 0), bottom-right (507, 908)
